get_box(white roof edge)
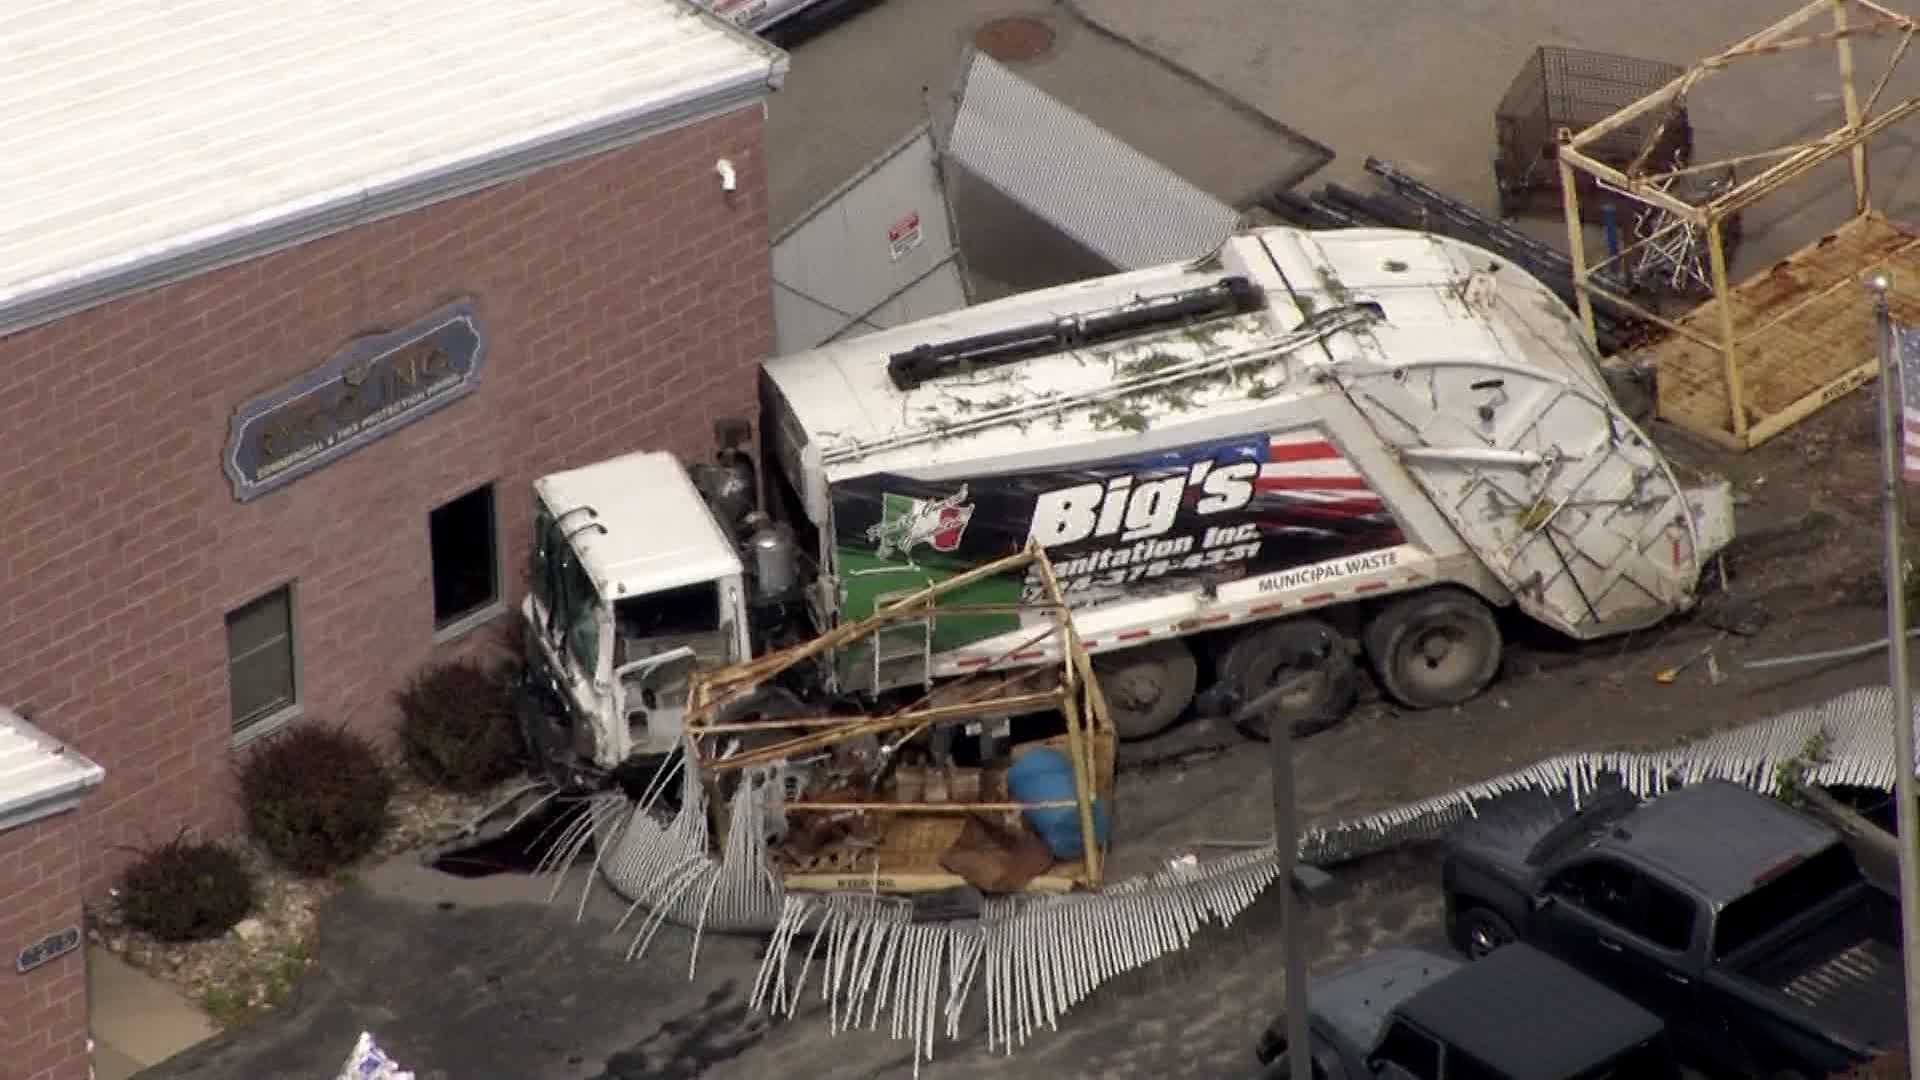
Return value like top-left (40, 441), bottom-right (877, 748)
top-left (0, 53), bottom-right (787, 339)
top-left (0, 707), bottom-right (105, 834)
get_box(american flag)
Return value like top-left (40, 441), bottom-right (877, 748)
top-left (1900, 325), bottom-right (1920, 483)
top-left (1258, 432), bottom-right (1388, 516)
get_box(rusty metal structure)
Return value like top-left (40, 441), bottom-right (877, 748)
top-left (681, 541), bottom-right (1116, 896)
top-left (1557, 0), bottom-right (1920, 450)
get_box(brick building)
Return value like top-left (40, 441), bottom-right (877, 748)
top-left (0, 711), bottom-right (103, 1080)
top-left (0, 3), bottom-right (786, 1075)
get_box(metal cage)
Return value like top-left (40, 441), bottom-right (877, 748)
top-left (1495, 46), bottom-right (1691, 219)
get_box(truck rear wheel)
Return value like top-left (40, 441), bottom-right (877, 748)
top-left (1363, 588), bottom-right (1502, 709)
top-left (1092, 639), bottom-right (1198, 742)
top-left (1222, 618), bottom-right (1358, 741)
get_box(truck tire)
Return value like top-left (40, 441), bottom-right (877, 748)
top-left (1449, 904), bottom-right (1517, 960)
top-left (1362, 588), bottom-right (1502, 709)
top-left (1092, 639), bottom-right (1198, 742)
top-left (1222, 618), bottom-right (1358, 741)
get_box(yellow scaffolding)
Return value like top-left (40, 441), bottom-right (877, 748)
top-left (1557, 0), bottom-right (1920, 449)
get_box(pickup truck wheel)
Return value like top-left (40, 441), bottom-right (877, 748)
top-left (1223, 618), bottom-right (1358, 741)
top-left (1363, 588), bottom-right (1502, 709)
top-left (1451, 905), bottom-right (1517, 960)
top-left (1093, 639), bottom-right (1198, 742)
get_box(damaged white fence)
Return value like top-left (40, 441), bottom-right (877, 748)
top-left (1297, 683), bottom-right (1916, 864)
top-left (537, 684), bottom-right (1920, 1072)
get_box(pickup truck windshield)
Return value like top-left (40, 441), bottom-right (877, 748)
top-left (1713, 843), bottom-right (1861, 960)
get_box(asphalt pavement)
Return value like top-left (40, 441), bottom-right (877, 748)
top-left (139, 824), bottom-right (1448, 1080)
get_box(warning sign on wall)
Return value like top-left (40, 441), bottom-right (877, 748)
top-left (887, 211), bottom-right (923, 261)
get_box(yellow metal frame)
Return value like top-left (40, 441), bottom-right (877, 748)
top-left (1556, 0), bottom-right (1920, 449)
top-left (684, 542), bottom-right (1115, 892)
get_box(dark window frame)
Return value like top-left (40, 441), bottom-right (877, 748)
top-left (1548, 856), bottom-right (1697, 953)
top-left (428, 482), bottom-right (502, 634)
top-left (226, 585), bottom-right (298, 736)
top-left (1713, 843), bottom-right (1862, 960)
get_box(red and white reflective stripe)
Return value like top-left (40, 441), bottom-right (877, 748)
top-left (938, 573), bottom-right (1429, 671)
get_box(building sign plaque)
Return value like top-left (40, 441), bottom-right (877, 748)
top-left (16, 926), bottom-right (79, 975)
top-left (223, 301), bottom-right (487, 502)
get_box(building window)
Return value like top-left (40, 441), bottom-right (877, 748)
top-left (430, 483), bottom-right (500, 630)
top-left (227, 587), bottom-right (297, 733)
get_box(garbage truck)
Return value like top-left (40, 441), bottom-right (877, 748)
top-left (517, 225), bottom-right (1735, 787)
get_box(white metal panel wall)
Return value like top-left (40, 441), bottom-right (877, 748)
top-left (943, 50), bottom-right (1239, 271)
top-left (771, 125), bottom-right (970, 355)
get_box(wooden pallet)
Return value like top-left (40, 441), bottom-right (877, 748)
top-left (1641, 212), bottom-right (1920, 450)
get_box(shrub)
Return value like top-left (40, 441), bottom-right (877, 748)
top-left (239, 723), bottom-right (393, 875)
top-left (393, 658), bottom-right (525, 793)
top-left (117, 833), bottom-right (257, 942)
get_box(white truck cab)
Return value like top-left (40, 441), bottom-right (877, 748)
top-left (525, 451), bottom-right (754, 767)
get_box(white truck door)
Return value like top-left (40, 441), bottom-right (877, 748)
top-left (1333, 357), bottom-right (1721, 640)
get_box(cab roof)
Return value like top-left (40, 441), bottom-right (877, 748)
top-left (533, 450), bottom-right (741, 600)
top-left (1598, 780), bottom-right (1841, 906)
top-left (759, 226), bottom-right (1609, 482)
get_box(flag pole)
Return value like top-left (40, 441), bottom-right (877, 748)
top-left (1867, 272), bottom-right (1920, 1079)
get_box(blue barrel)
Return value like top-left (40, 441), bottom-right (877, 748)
top-left (1006, 747), bottom-right (1111, 860)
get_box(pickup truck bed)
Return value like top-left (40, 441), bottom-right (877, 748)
top-left (1729, 889), bottom-right (1905, 1052)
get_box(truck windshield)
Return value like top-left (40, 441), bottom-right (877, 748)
top-left (614, 581), bottom-right (725, 665)
top-left (1713, 843), bottom-right (1862, 960)
top-left (530, 500), bottom-right (604, 678)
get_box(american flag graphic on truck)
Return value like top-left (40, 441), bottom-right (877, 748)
top-left (1252, 431), bottom-right (1395, 527)
top-left (831, 427), bottom-right (1406, 631)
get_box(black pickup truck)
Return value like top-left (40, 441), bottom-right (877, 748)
top-left (1442, 780), bottom-right (1905, 1079)
top-left (1250, 941), bottom-right (1681, 1079)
